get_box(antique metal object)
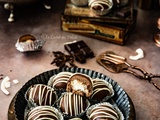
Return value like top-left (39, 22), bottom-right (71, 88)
top-left (97, 51), bottom-right (160, 91)
top-left (0, 0), bottom-right (52, 22)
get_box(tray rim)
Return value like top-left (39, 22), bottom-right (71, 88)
top-left (8, 67), bottom-right (136, 120)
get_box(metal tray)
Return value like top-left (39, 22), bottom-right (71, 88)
top-left (8, 67), bottom-right (136, 120)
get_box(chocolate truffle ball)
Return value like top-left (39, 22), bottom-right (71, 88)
top-left (88, 0), bottom-right (113, 15)
top-left (90, 78), bottom-right (114, 101)
top-left (66, 73), bottom-right (93, 97)
top-left (58, 92), bottom-right (89, 117)
top-left (87, 102), bottom-right (124, 120)
top-left (26, 106), bottom-right (63, 120)
top-left (25, 84), bottom-right (57, 106)
top-left (48, 72), bottom-right (73, 89)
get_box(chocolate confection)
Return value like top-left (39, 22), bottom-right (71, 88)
top-left (88, 0), bottom-right (113, 15)
top-left (66, 73), bottom-right (93, 97)
top-left (51, 51), bottom-right (77, 68)
top-left (64, 40), bottom-right (94, 63)
top-left (48, 72), bottom-right (73, 89)
top-left (74, 50), bottom-right (86, 63)
top-left (26, 106), bottom-right (62, 120)
top-left (15, 34), bottom-right (45, 52)
top-left (59, 92), bottom-right (88, 116)
top-left (87, 102), bottom-right (123, 120)
top-left (76, 40), bottom-right (95, 58)
top-left (19, 34), bottom-right (36, 42)
top-left (64, 41), bottom-right (79, 53)
top-left (90, 2), bottom-right (109, 10)
top-left (25, 84), bottom-right (57, 106)
top-left (64, 41), bottom-right (86, 63)
top-left (90, 78), bottom-right (114, 101)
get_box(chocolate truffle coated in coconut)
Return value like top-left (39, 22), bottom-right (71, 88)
top-left (66, 73), bottom-right (93, 97)
top-left (59, 92), bottom-right (88, 117)
top-left (25, 84), bottom-right (57, 106)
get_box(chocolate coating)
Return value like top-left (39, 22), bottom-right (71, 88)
top-left (66, 73), bottom-right (93, 97)
top-left (59, 92), bottom-right (88, 116)
top-left (92, 4), bottom-right (109, 10)
top-left (88, 103), bottom-right (121, 120)
top-left (64, 40), bottom-right (94, 63)
top-left (89, 0), bottom-right (111, 10)
top-left (26, 84), bottom-right (57, 106)
top-left (27, 106), bottom-right (59, 120)
top-left (90, 79), bottom-right (113, 101)
top-left (88, 0), bottom-right (113, 15)
top-left (48, 72), bottom-right (73, 89)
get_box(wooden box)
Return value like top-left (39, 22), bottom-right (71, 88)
top-left (61, 0), bottom-right (137, 45)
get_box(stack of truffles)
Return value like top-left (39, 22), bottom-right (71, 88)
top-left (24, 71), bottom-right (124, 120)
top-left (61, 0), bottom-right (137, 45)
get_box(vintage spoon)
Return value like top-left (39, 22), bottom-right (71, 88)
top-left (97, 51), bottom-right (160, 90)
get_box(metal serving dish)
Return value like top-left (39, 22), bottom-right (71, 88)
top-left (8, 67), bottom-right (136, 120)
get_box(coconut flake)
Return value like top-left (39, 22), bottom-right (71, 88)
top-left (5, 81), bottom-right (11, 88)
top-left (13, 79), bottom-right (19, 84)
top-left (1, 76), bottom-right (10, 95)
top-left (129, 48), bottom-right (144, 60)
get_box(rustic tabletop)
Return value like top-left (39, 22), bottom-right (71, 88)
top-left (0, 0), bottom-right (160, 120)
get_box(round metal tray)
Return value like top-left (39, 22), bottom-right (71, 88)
top-left (8, 67), bottom-right (136, 120)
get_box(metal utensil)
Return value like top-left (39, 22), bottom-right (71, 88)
top-left (97, 51), bottom-right (160, 91)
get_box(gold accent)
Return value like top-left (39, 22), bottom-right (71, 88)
top-left (61, 17), bottom-right (125, 43)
